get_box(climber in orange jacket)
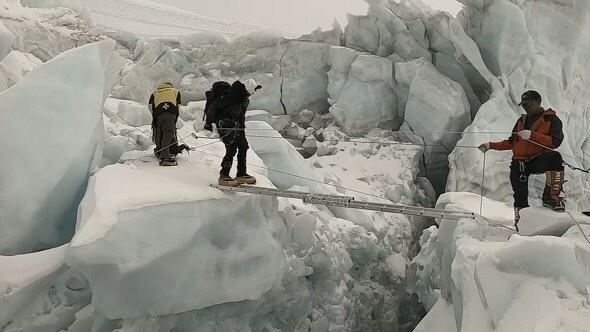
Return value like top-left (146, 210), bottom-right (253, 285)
top-left (478, 90), bottom-right (565, 227)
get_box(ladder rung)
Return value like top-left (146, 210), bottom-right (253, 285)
top-left (211, 184), bottom-right (475, 220)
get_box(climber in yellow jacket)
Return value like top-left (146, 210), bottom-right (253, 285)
top-left (149, 82), bottom-right (181, 166)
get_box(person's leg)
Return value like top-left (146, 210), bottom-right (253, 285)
top-left (527, 151), bottom-right (565, 210)
top-left (235, 134), bottom-right (256, 184)
top-left (152, 123), bottom-right (162, 157)
top-left (217, 124), bottom-right (239, 185)
top-left (157, 112), bottom-right (176, 160)
top-left (236, 134), bottom-right (249, 176)
top-left (510, 160), bottom-right (530, 230)
top-left (220, 141), bottom-right (238, 176)
top-left (510, 160), bottom-right (530, 209)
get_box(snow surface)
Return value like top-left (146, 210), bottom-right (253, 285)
top-left (3, 0), bottom-right (590, 330)
top-left (0, 39), bottom-right (124, 255)
top-left (57, 116), bottom-right (431, 329)
top-left (518, 208), bottom-right (590, 237)
top-left (0, 244), bottom-right (92, 331)
top-left (66, 161), bottom-right (285, 319)
top-left (80, 0), bottom-right (262, 39)
top-left (410, 192), bottom-right (590, 332)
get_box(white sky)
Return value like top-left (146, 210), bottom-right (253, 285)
top-left (152, 0), bottom-right (464, 37)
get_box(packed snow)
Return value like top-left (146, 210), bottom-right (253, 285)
top-left (3, 0), bottom-right (590, 331)
top-left (66, 162), bottom-right (285, 319)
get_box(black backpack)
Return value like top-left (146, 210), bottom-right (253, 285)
top-left (203, 81), bottom-right (232, 121)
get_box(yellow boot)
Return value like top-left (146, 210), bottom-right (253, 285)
top-left (218, 175), bottom-right (239, 187)
top-left (235, 173), bottom-right (256, 185)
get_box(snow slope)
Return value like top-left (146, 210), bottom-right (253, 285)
top-left (81, 0), bottom-right (263, 39)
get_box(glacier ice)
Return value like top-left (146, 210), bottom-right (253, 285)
top-left (245, 110), bottom-right (291, 131)
top-left (396, 58), bottom-right (470, 194)
top-left (116, 99), bottom-right (152, 127)
top-left (0, 39), bottom-right (124, 255)
top-left (410, 192), bottom-right (590, 331)
top-left (110, 30), bottom-right (335, 119)
top-left (0, 20), bottom-right (15, 61)
top-left (327, 47), bottom-right (400, 135)
top-left (0, 50), bottom-right (42, 91)
top-left (0, 245), bottom-right (92, 331)
top-left (81, 0), bottom-right (261, 39)
top-left (3, 0), bottom-right (590, 330)
top-left (245, 121), bottom-right (323, 190)
top-left (1, 3), bottom-right (91, 62)
top-left (343, 4), bottom-right (430, 61)
top-left (66, 161), bottom-right (285, 319)
top-left (21, 0), bottom-right (83, 11)
top-left (518, 208), bottom-right (590, 237)
top-left (448, 0), bottom-right (590, 210)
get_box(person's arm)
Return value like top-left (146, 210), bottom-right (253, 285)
top-left (204, 101), bottom-right (218, 131)
top-left (238, 98), bottom-right (249, 128)
top-left (529, 115), bottom-right (563, 148)
top-left (489, 121), bottom-right (518, 150)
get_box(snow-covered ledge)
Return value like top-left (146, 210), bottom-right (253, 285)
top-left (65, 163), bottom-right (286, 319)
top-left (410, 193), bottom-right (590, 331)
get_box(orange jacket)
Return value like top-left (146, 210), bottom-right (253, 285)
top-left (490, 109), bottom-right (563, 160)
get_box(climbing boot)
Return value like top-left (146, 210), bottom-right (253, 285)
top-left (542, 170), bottom-right (566, 212)
top-left (159, 158), bottom-right (178, 166)
top-left (218, 175), bottom-right (239, 187)
top-left (235, 173), bottom-right (257, 185)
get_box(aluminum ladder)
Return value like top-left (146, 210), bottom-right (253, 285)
top-left (211, 184), bottom-right (475, 220)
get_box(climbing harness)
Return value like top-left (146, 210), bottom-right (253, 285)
top-left (519, 161), bottom-right (528, 182)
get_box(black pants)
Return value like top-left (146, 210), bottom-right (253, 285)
top-left (153, 112), bottom-right (177, 160)
top-left (509, 151), bottom-right (563, 208)
top-left (218, 120), bottom-right (248, 176)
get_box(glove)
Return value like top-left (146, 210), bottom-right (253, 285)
top-left (478, 142), bottom-right (490, 153)
top-left (205, 123), bottom-right (219, 139)
top-left (518, 130), bottom-right (532, 140)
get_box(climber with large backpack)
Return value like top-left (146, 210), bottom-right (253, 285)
top-left (478, 90), bottom-right (565, 230)
top-left (149, 82), bottom-right (182, 166)
top-left (204, 79), bottom-right (262, 186)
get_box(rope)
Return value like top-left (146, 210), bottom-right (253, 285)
top-left (480, 152), bottom-right (486, 216)
top-left (565, 211), bottom-right (590, 245)
top-left (213, 127), bottom-right (518, 135)
top-left (111, 111), bottom-right (185, 156)
top-left (191, 144), bottom-right (397, 202)
top-left (525, 138), bottom-right (590, 173)
top-left (109, 111), bottom-right (590, 233)
top-left (231, 133), bottom-right (482, 150)
top-left (111, 112), bottom-right (152, 137)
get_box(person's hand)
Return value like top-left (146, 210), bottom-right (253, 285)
top-left (205, 123), bottom-right (219, 139)
top-left (478, 142), bottom-right (490, 153)
top-left (518, 130), bottom-right (532, 140)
